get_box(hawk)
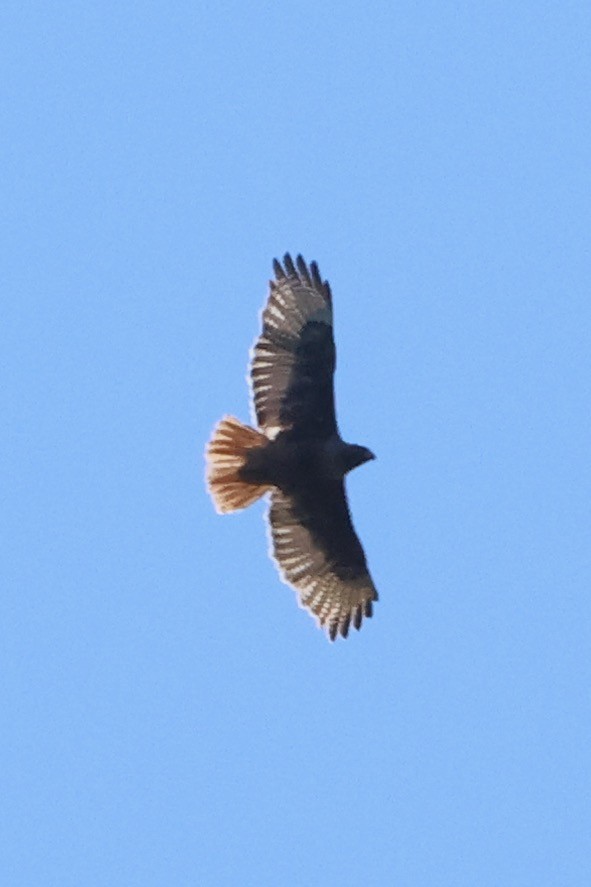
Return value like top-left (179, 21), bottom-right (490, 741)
top-left (205, 254), bottom-right (378, 640)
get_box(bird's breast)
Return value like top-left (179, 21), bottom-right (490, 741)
top-left (248, 434), bottom-right (345, 490)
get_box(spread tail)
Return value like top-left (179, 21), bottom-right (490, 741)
top-left (205, 416), bottom-right (270, 513)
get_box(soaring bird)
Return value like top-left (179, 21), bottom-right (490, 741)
top-left (205, 254), bottom-right (377, 640)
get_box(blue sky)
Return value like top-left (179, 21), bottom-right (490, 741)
top-left (2, 2), bottom-right (590, 885)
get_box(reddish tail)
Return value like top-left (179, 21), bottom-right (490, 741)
top-left (205, 416), bottom-right (270, 513)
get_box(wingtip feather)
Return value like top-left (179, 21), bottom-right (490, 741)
top-left (283, 253), bottom-right (297, 277)
top-left (272, 258), bottom-right (285, 279)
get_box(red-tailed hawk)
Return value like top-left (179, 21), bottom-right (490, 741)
top-left (205, 254), bottom-right (378, 640)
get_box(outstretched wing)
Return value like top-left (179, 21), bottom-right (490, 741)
top-left (267, 484), bottom-right (378, 640)
top-left (250, 254), bottom-right (337, 439)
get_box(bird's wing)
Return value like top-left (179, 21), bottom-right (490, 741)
top-left (267, 484), bottom-right (378, 640)
top-left (250, 254), bottom-right (337, 439)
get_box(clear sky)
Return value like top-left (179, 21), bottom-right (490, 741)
top-left (2, 2), bottom-right (590, 885)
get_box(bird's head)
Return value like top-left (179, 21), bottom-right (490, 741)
top-left (343, 443), bottom-right (376, 474)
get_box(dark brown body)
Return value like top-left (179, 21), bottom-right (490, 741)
top-left (239, 432), bottom-right (374, 493)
